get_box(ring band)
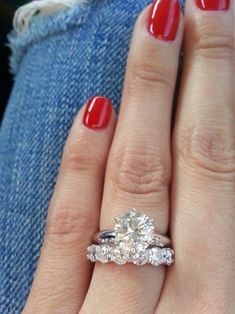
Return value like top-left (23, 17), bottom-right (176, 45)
top-left (87, 243), bottom-right (174, 266)
top-left (87, 208), bottom-right (175, 267)
top-left (93, 230), bottom-right (171, 248)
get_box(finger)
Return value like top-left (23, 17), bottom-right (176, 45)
top-left (159, 1), bottom-right (235, 312)
top-left (82, 1), bottom-right (183, 313)
top-left (23, 96), bottom-right (116, 314)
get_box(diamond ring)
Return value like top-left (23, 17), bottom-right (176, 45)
top-left (87, 209), bottom-right (174, 266)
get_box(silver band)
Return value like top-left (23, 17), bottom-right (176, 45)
top-left (87, 243), bottom-right (174, 266)
top-left (93, 230), bottom-right (171, 248)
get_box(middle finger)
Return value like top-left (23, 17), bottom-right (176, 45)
top-left (82, 1), bottom-right (183, 313)
top-left (158, 0), bottom-right (235, 312)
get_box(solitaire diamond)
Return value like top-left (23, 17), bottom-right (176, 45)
top-left (114, 209), bottom-right (154, 245)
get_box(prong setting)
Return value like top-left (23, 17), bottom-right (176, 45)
top-left (88, 209), bottom-right (174, 267)
top-left (115, 218), bottom-right (120, 223)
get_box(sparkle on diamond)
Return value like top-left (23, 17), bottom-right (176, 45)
top-left (87, 245), bottom-right (98, 262)
top-left (132, 249), bottom-right (149, 266)
top-left (110, 246), bottom-right (129, 265)
top-left (114, 209), bottom-right (154, 244)
top-left (96, 244), bottom-right (110, 263)
top-left (150, 247), bottom-right (163, 266)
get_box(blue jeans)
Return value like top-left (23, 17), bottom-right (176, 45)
top-left (0, 0), bottom-right (185, 312)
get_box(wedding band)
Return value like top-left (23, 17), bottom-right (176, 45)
top-left (87, 243), bottom-right (174, 266)
top-left (87, 208), bottom-right (175, 266)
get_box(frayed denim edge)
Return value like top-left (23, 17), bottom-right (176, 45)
top-left (13, 0), bottom-right (89, 33)
top-left (8, 0), bottom-right (185, 76)
top-left (8, 4), bottom-right (90, 76)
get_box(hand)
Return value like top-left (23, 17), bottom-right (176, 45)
top-left (22, 0), bottom-right (235, 313)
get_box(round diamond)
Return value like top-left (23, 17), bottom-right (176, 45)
top-left (87, 245), bottom-right (98, 262)
top-left (132, 249), bottom-right (149, 266)
top-left (149, 247), bottom-right (164, 266)
top-left (114, 209), bottom-right (154, 244)
top-left (162, 249), bottom-right (174, 265)
top-left (96, 244), bottom-right (110, 263)
top-left (110, 246), bottom-right (129, 265)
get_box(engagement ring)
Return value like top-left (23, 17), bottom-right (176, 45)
top-left (87, 209), bottom-right (174, 266)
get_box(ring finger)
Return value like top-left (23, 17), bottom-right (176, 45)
top-left (82, 1), bottom-right (183, 313)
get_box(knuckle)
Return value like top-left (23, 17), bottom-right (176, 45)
top-left (61, 135), bottom-right (104, 173)
top-left (45, 206), bottom-right (94, 250)
top-left (127, 57), bottom-right (173, 95)
top-left (176, 125), bottom-right (235, 181)
top-left (108, 145), bottom-right (171, 195)
top-left (194, 21), bottom-right (234, 60)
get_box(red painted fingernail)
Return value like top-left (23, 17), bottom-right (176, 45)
top-left (195, 0), bottom-right (229, 11)
top-left (83, 96), bottom-right (112, 129)
top-left (148, 0), bottom-right (181, 41)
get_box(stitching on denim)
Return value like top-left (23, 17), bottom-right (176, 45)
top-left (13, 0), bottom-right (89, 33)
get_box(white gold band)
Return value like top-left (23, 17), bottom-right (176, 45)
top-left (87, 243), bottom-right (174, 266)
top-left (93, 230), bottom-right (171, 248)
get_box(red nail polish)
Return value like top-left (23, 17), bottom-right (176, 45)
top-left (148, 0), bottom-right (180, 41)
top-left (195, 0), bottom-right (229, 10)
top-left (83, 96), bottom-right (112, 129)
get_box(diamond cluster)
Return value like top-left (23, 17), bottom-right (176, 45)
top-left (87, 244), bottom-right (174, 266)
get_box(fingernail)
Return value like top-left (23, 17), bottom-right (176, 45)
top-left (195, 0), bottom-right (229, 11)
top-left (83, 96), bottom-right (112, 130)
top-left (148, 0), bottom-right (181, 41)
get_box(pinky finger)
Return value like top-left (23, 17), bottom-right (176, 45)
top-left (23, 96), bottom-right (116, 314)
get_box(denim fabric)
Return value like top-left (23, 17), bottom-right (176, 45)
top-left (0, 0), bottom-right (185, 312)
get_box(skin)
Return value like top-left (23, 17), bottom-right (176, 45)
top-left (22, 1), bottom-right (235, 313)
